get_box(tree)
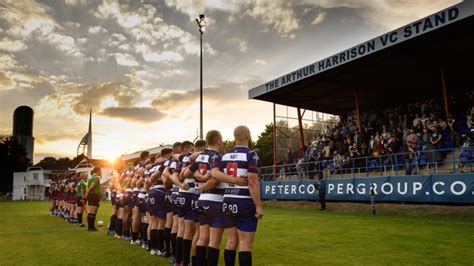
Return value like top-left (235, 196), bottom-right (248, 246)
top-left (254, 123), bottom-right (274, 167)
top-left (0, 137), bottom-right (29, 193)
top-left (222, 140), bottom-right (236, 153)
top-left (36, 154), bottom-right (86, 170)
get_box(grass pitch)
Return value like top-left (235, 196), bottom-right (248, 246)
top-left (0, 201), bottom-right (473, 265)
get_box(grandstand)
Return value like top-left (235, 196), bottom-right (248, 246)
top-left (249, 1), bottom-right (474, 204)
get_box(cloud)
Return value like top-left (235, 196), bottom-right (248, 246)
top-left (307, 0), bottom-right (461, 29)
top-left (152, 79), bottom-right (260, 109)
top-left (0, 0), bottom-right (57, 37)
top-left (0, 71), bottom-right (16, 90)
top-left (65, 0), bottom-right (88, 6)
top-left (95, 0), bottom-right (155, 29)
top-left (228, 38), bottom-right (248, 52)
top-left (0, 54), bottom-right (19, 70)
top-left (118, 44), bottom-right (130, 51)
top-left (35, 131), bottom-right (84, 144)
top-left (72, 82), bottom-right (135, 115)
top-left (0, 37), bottom-right (27, 52)
top-left (42, 32), bottom-right (82, 57)
top-left (114, 53), bottom-right (139, 66)
top-left (246, 0), bottom-right (300, 37)
top-left (254, 59), bottom-right (267, 65)
top-left (312, 11), bottom-right (327, 25)
top-left (88, 25), bottom-right (108, 34)
top-left (143, 51), bottom-right (183, 63)
top-left (100, 107), bottom-right (165, 123)
top-left (164, 0), bottom-right (243, 19)
top-left (161, 69), bottom-right (186, 77)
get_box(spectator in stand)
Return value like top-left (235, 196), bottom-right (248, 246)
top-left (333, 151), bottom-right (343, 173)
top-left (306, 142), bottom-right (317, 179)
top-left (426, 126), bottom-right (442, 164)
top-left (447, 115), bottom-right (460, 147)
top-left (296, 156), bottom-right (305, 179)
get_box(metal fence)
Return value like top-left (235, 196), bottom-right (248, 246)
top-left (259, 148), bottom-right (474, 181)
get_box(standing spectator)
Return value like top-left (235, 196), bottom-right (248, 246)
top-left (315, 176), bottom-right (326, 211)
top-left (287, 149), bottom-right (294, 165)
top-left (296, 156), bottom-right (305, 179)
top-left (447, 115), bottom-right (460, 147)
top-left (332, 151), bottom-right (343, 174)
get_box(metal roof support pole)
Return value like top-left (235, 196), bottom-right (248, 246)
top-left (354, 89), bottom-right (362, 132)
top-left (273, 103), bottom-right (277, 180)
top-left (297, 108), bottom-right (305, 155)
top-left (441, 67), bottom-right (450, 121)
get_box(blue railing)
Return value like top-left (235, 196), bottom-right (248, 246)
top-left (259, 148), bottom-right (474, 181)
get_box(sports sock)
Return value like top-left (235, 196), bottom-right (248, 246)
top-left (239, 251), bottom-right (252, 266)
top-left (109, 215), bottom-right (116, 231)
top-left (163, 228), bottom-right (171, 254)
top-left (77, 213), bottom-right (82, 224)
top-left (182, 239), bottom-right (192, 265)
top-left (170, 232), bottom-right (177, 256)
top-left (140, 223), bottom-right (148, 242)
top-left (224, 249), bottom-right (237, 266)
top-left (207, 247), bottom-right (220, 266)
top-left (87, 213), bottom-right (96, 229)
top-left (192, 255), bottom-right (197, 266)
top-left (132, 232), bottom-right (139, 241)
top-left (115, 218), bottom-right (123, 236)
top-left (123, 229), bottom-right (130, 238)
top-left (196, 245), bottom-right (207, 266)
top-left (150, 229), bottom-right (157, 250)
top-left (157, 229), bottom-right (165, 252)
top-left (175, 237), bottom-right (183, 263)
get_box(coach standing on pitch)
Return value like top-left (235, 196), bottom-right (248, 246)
top-left (85, 167), bottom-right (102, 231)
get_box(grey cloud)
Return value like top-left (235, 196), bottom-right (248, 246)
top-left (35, 131), bottom-right (84, 144)
top-left (72, 82), bottom-right (134, 115)
top-left (100, 107), bottom-right (164, 123)
top-left (152, 79), bottom-right (261, 109)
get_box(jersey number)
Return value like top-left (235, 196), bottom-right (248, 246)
top-left (198, 163), bottom-right (208, 175)
top-left (225, 162), bottom-right (238, 177)
top-left (223, 203), bottom-right (238, 214)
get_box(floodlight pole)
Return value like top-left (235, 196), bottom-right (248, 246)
top-left (441, 67), bottom-right (450, 121)
top-left (200, 31), bottom-right (203, 139)
top-left (297, 108), bottom-right (305, 154)
top-left (196, 15), bottom-right (205, 140)
top-left (354, 90), bottom-right (362, 133)
top-left (273, 103), bottom-right (277, 179)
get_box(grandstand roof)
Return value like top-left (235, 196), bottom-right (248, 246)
top-left (249, 1), bottom-right (474, 115)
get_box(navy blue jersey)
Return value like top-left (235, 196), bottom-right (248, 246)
top-left (158, 159), bottom-right (172, 173)
top-left (173, 153), bottom-right (192, 174)
top-left (189, 149), bottom-right (220, 174)
top-left (217, 146), bottom-right (259, 198)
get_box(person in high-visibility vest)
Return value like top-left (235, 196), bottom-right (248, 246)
top-left (85, 167), bottom-right (102, 231)
top-left (75, 173), bottom-right (87, 227)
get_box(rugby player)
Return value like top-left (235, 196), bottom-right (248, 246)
top-left (131, 165), bottom-right (146, 245)
top-left (114, 166), bottom-right (130, 238)
top-left (186, 130), bottom-right (247, 266)
top-left (189, 139), bottom-right (208, 266)
top-left (85, 167), bottom-right (102, 231)
top-left (212, 126), bottom-right (263, 266)
top-left (107, 188), bottom-right (117, 234)
top-left (67, 173), bottom-right (78, 223)
top-left (148, 148), bottom-right (173, 256)
top-left (122, 166), bottom-right (134, 240)
top-left (162, 142), bottom-right (182, 261)
top-left (171, 141), bottom-right (196, 266)
top-left (76, 173), bottom-right (87, 227)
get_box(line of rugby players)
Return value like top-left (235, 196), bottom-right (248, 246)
top-left (107, 126), bottom-right (263, 266)
top-left (49, 167), bottom-right (102, 231)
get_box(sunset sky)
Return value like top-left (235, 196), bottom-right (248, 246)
top-left (0, 0), bottom-right (459, 163)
